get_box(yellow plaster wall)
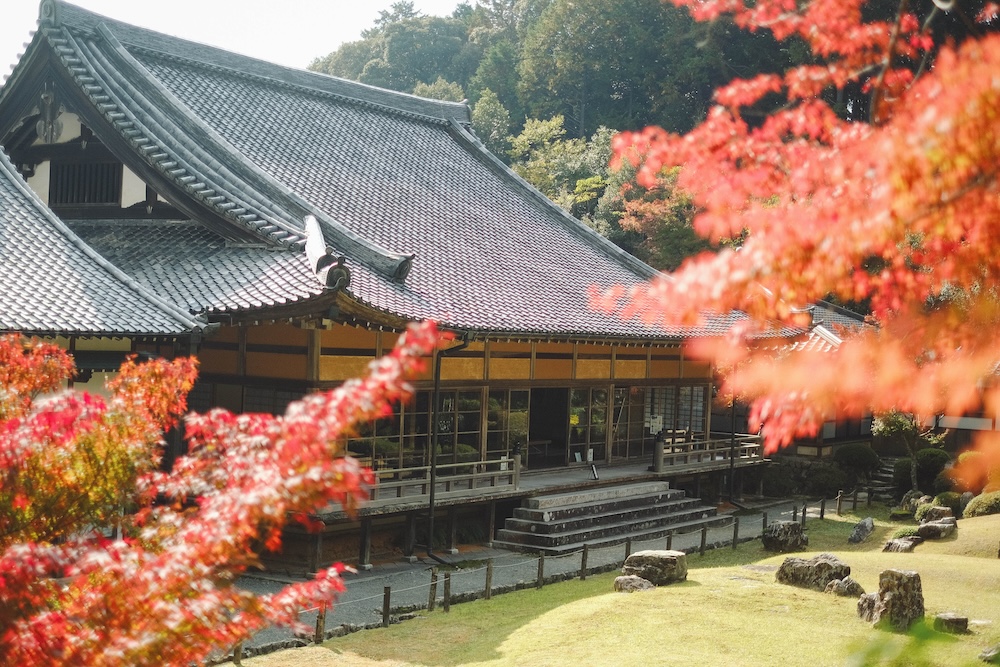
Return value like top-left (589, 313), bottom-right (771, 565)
top-left (614, 359), bottom-right (647, 379)
top-left (198, 349), bottom-right (239, 375)
top-left (246, 352), bottom-right (307, 380)
top-left (247, 324), bottom-right (309, 346)
top-left (320, 356), bottom-right (374, 382)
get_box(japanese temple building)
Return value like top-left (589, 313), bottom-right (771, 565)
top-left (0, 1), bottom-right (769, 567)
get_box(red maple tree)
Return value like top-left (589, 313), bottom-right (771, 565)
top-left (598, 0), bottom-right (1000, 481)
top-left (0, 322), bottom-right (442, 666)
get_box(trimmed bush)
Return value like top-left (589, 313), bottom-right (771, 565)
top-left (833, 443), bottom-right (880, 482)
top-left (803, 463), bottom-right (850, 498)
top-left (932, 491), bottom-right (963, 519)
top-left (932, 470), bottom-right (955, 495)
top-left (964, 490), bottom-right (1000, 518)
top-left (915, 448), bottom-right (951, 491)
top-left (891, 526), bottom-right (920, 540)
top-left (761, 464), bottom-right (797, 497)
top-left (893, 458), bottom-right (914, 498)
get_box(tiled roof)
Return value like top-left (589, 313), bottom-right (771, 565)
top-left (0, 149), bottom-right (204, 337)
top-left (68, 220), bottom-right (325, 315)
top-left (806, 300), bottom-right (868, 333)
top-left (2, 1), bottom-right (743, 340)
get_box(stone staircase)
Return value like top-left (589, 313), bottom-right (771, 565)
top-left (869, 456), bottom-right (899, 502)
top-left (492, 481), bottom-right (727, 555)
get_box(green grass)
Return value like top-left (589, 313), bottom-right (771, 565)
top-left (321, 509), bottom-right (1000, 667)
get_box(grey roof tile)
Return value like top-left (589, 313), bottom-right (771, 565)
top-left (0, 150), bottom-right (202, 337)
top-left (18, 2), bottom-right (746, 340)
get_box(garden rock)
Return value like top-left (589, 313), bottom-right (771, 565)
top-left (762, 521), bottom-right (809, 553)
top-left (900, 491), bottom-right (925, 513)
top-left (922, 506), bottom-right (954, 522)
top-left (776, 552), bottom-right (850, 591)
top-left (917, 520), bottom-right (955, 540)
top-left (614, 575), bottom-right (655, 593)
top-left (848, 517), bottom-right (875, 544)
top-left (620, 550), bottom-right (687, 586)
top-left (857, 569), bottom-right (924, 631)
top-left (961, 491), bottom-right (975, 513)
top-left (981, 644), bottom-right (1000, 664)
top-left (824, 576), bottom-right (865, 597)
top-left (882, 537), bottom-right (921, 553)
top-left (933, 612), bottom-right (968, 634)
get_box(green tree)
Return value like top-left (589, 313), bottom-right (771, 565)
top-left (471, 88), bottom-right (512, 157)
top-left (413, 77), bottom-right (466, 101)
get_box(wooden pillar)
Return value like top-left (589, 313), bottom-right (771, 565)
top-left (445, 507), bottom-right (459, 554)
top-left (312, 529), bottom-right (324, 574)
top-left (403, 512), bottom-right (417, 563)
top-left (358, 517), bottom-right (373, 571)
top-left (487, 501), bottom-right (497, 547)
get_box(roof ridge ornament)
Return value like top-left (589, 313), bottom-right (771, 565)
top-left (304, 215), bottom-right (350, 291)
top-left (39, 0), bottom-right (61, 27)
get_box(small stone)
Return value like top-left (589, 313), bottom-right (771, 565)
top-left (849, 517), bottom-right (875, 544)
top-left (621, 550), bottom-right (687, 586)
top-left (922, 506), bottom-right (954, 522)
top-left (776, 552), bottom-right (851, 591)
top-left (980, 644), bottom-right (1000, 664)
top-left (917, 520), bottom-right (956, 540)
top-left (960, 491), bottom-right (975, 513)
top-left (882, 537), bottom-right (921, 553)
top-left (614, 575), bottom-right (655, 593)
top-left (933, 612), bottom-right (968, 634)
top-left (857, 569), bottom-right (924, 631)
top-left (824, 576), bottom-right (865, 597)
top-left (762, 521), bottom-right (809, 553)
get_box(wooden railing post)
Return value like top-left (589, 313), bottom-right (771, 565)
top-left (233, 642), bottom-right (243, 666)
top-left (314, 602), bottom-right (327, 643)
top-left (762, 511), bottom-right (768, 533)
top-left (732, 517), bottom-right (739, 549)
top-left (820, 498), bottom-right (826, 519)
top-left (428, 567), bottom-right (438, 611)
top-left (443, 574), bottom-right (451, 613)
top-left (382, 586), bottom-right (391, 628)
top-left (666, 531), bottom-right (673, 551)
top-left (700, 525), bottom-right (708, 556)
top-left (580, 544), bottom-right (589, 580)
top-left (485, 559), bottom-right (494, 600)
top-left (625, 537), bottom-right (632, 559)
top-left (836, 490), bottom-right (844, 516)
top-left (537, 554), bottom-right (545, 589)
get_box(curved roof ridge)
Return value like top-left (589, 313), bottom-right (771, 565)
top-left (51, 0), bottom-right (470, 126)
top-left (46, 17), bottom-right (416, 281)
top-left (0, 147), bottom-right (206, 335)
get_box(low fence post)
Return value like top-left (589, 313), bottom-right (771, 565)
top-left (513, 453), bottom-right (522, 490)
top-left (537, 554), bottom-right (545, 589)
top-left (699, 525), bottom-right (707, 556)
top-left (314, 602), bottom-right (327, 644)
top-left (580, 544), bottom-right (589, 580)
top-left (382, 586), bottom-right (391, 628)
top-left (762, 511), bottom-right (768, 533)
top-left (485, 559), bottom-right (494, 600)
top-left (666, 532), bottom-right (673, 551)
top-left (836, 490), bottom-right (844, 515)
top-left (852, 489), bottom-right (859, 511)
top-left (732, 517), bottom-right (739, 549)
top-left (801, 502), bottom-right (807, 527)
top-left (428, 567), bottom-right (438, 612)
top-left (792, 506), bottom-right (798, 522)
top-left (625, 537), bottom-right (632, 560)
top-left (867, 487), bottom-right (873, 508)
top-left (820, 498), bottom-right (826, 519)
top-left (233, 642), bottom-right (243, 666)
top-left (443, 574), bottom-right (452, 613)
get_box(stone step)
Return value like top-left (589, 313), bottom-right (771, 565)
top-left (524, 481), bottom-right (674, 510)
top-left (494, 513), bottom-right (731, 556)
top-left (514, 488), bottom-right (689, 523)
top-left (497, 504), bottom-right (718, 548)
top-left (508, 496), bottom-right (707, 535)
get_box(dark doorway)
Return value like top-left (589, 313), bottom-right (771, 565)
top-left (528, 388), bottom-right (569, 468)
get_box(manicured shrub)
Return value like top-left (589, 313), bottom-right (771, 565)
top-left (802, 463), bottom-right (849, 498)
top-left (891, 526), bottom-right (920, 540)
top-left (915, 448), bottom-right (951, 491)
top-left (932, 470), bottom-right (955, 495)
top-left (932, 491), bottom-right (963, 518)
top-left (964, 490), bottom-right (1000, 518)
top-left (761, 464), bottom-right (797, 497)
top-left (893, 457), bottom-right (913, 498)
top-left (833, 443), bottom-right (881, 482)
